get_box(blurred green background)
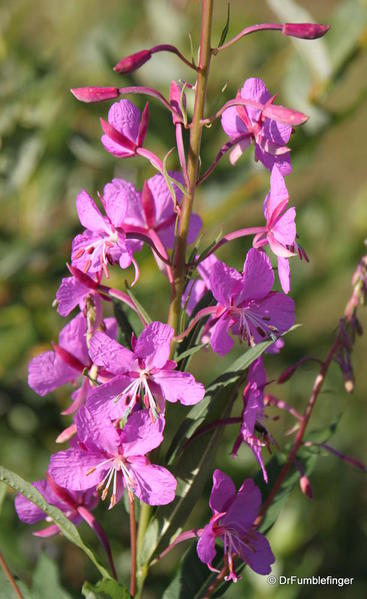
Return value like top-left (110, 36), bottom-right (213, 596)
top-left (1, 0), bottom-right (367, 597)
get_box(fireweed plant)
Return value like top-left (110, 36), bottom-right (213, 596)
top-left (2, 4), bottom-right (367, 598)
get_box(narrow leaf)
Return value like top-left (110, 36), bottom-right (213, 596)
top-left (124, 285), bottom-right (152, 324)
top-left (218, 1), bottom-right (231, 48)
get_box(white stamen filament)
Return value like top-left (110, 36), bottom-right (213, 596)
top-left (113, 370), bottom-right (159, 420)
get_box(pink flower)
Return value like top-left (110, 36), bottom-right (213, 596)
top-left (28, 313), bottom-right (117, 414)
top-left (253, 166), bottom-right (296, 293)
top-left (15, 476), bottom-right (98, 537)
top-left (197, 470), bottom-right (274, 580)
top-left (221, 78), bottom-right (292, 175)
top-left (207, 249), bottom-right (295, 355)
top-left (232, 357), bottom-right (271, 482)
top-left (49, 407), bottom-right (177, 508)
top-left (71, 186), bottom-right (140, 278)
top-left (87, 321), bottom-right (205, 421)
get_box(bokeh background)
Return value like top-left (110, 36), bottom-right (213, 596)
top-left (1, 0), bottom-right (367, 597)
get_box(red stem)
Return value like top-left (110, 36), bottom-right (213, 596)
top-left (257, 337), bottom-right (339, 522)
top-left (129, 493), bottom-right (137, 597)
top-left (173, 305), bottom-right (217, 341)
top-left (0, 552), bottom-right (24, 599)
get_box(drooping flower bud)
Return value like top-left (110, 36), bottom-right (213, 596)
top-left (282, 23), bottom-right (330, 40)
top-left (71, 87), bottom-right (119, 103)
top-left (114, 49), bottom-right (152, 73)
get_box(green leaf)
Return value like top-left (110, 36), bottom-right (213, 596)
top-left (217, 0), bottom-right (231, 48)
top-left (175, 343), bottom-right (207, 364)
top-left (162, 544), bottom-right (223, 599)
top-left (82, 579), bottom-right (131, 599)
top-left (32, 553), bottom-right (72, 599)
top-left (113, 300), bottom-right (135, 349)
top-left (124, 286), bottom-right (152, 325)
top-left (0, 466), bottom-right (111, 580)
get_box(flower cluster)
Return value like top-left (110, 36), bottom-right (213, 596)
top-left (14, 14), bottom-right (330, 591)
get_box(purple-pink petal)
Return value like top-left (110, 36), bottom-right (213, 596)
top-left (49, 447), bottom-right (107, 491)
top-left (76, 189), bottom-right (108, 233)
top-left (209, 469), bottom-right (236, 513)
top-left (197, 522), bottom-right (217, 566)
top-left (223, 478), bottom-right (262, 532)
top-left (56, 276), bottom-right (99, 318)
top-left (28, 351), bottom-right (79, 397)
top-left (129, 458), bottom-right (177, 505)
top-left (238, 530), bottom-right (275, 575)
top-left (102, 179), bottom-right (137, 228)
top-left (120, 411), bottom-right (165, 457)
top-left (58, 313), bottom-right (89, 365)
top-left (76, 405), bottom-right (121, 454)
top-left (134, 321), bottom-right (173, 369)
top-left (209, 317), bottom-right (234, 356)
top-left (221, 105), bottom-right (248, 139)
top-left (89, 331), bottom-right (136, 375)
top-left (101, 100), bottom-right (140, 157)
top-left (86, 375), bottom-right (133, 421)
top-left (255, 292), bottom-right (295, 340)
top-left (153, 370), bottom-right (205, 406)
top-left (209, 260), bottom-right (241, 306)
top-left (240, 249), bottom-right (274, 302)
top-left (277, 256), bottom-right (291, 294)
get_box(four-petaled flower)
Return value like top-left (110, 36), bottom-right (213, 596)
top-left (197, 469), bottom-right (274, 581)
top-left (221, 78), bottom-right (292, 175)
top-left (207, 248), bottom-right (295, 355)
top-left (49, 407), bottom-right (177, 508)
top-left (87, 321), bottom-right (205, 421)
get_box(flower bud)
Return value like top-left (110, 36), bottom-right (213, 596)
top-left (114, 49), bottom-right (152, 73)
top-left (71, 87), bottom-right (119, 103)
top-left (282, 23), bottom-right (330, 40)
top-left (299, 474), bottom-right (313, 499)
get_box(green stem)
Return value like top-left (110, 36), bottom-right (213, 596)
top-left (167, 0), bottom-right (214, 338)
top-left (136, 2), bottom-right (215, 595)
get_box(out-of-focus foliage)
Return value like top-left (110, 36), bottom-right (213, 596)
top-left (1, 1), bottom-right (367, 597)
